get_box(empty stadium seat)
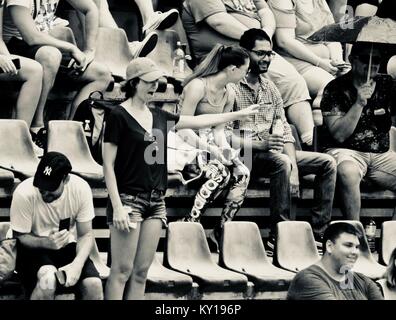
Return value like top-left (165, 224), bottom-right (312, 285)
top-left (146, 254), bottom-right (194, 296)
top-left (94, 27), bottom-right (134, 80)
top-left (274, 221), bottom-right (320, 273)
top-left (380, 221), bottom-right (396, 265)
top-left (331, 220), bottom-right (386, 280)
top-left (49, 27), bottom-right (77, 45)
top-left (377, 279), bottom-right (396, 300)
top-left (0, 222), bottom-right (11, 240)
top-left (47, 121), bottom-right (104, 185)
top-left (0, 120), bottom-right (40, 179)
top-left (164, 222), bottom-right (248, 293)
top-left (391, 126), bottom-right (396, 152)
top-left (220, 222), bottom-right (294, 292)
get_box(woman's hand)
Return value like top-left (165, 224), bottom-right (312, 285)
top-left (0, 55), bottom-right (18, 75)
top-left (113, 205), bottom-right (133, 232)
top-left (318, 58), bottom-right (338, 75)
top-left (234, 104), bottom-right (260, 121)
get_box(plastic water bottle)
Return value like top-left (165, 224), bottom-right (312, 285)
top-left (173, 41), bottom-right (185, 78)
top-left (270, 118), bottom-right (284, 153)
top-left (365, 219), bottom-right (376, 253)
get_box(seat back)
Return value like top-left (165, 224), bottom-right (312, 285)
top-left (221, 221), bottom-right (269, 270)
top-left (0, 120), bottom-right (39, 178)
top-left (165, 222), bottom-right (213, 271)
top-left (381, 221), bottom-right (396, 265)
top-left (0, 222), bottom-right (10, 240)
top-left (95, 27), bottom-right (133, 79)
top-left (390, 126), bottom-right (396, 152)
top-left (49, 27), bottom-right (77, 45)
top-left (47, 121), bottom-right (104, 181)
top-left (274, 221), bottom-right (320, 272)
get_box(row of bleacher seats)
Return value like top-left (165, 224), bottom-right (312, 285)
top-left (1, 220), bottom-right (396, 300)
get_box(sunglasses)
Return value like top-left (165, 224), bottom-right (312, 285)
top-left (356, 55), bottom-right (381, 65)
top-left (251, 50), bottom-right (276, 58)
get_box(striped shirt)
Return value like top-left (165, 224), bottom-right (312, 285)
top-left (230, 76), bottom-right (295, 144)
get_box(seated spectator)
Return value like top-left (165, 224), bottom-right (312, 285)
top-left (268, 0), bottom-right (346, 110)
top-left (10, 152), bottom-right (103, 300)
top-left (177, 45), bottom-right (251, 251)
top-left (287, 222), bottom-right (384, 300)
top-left (83, 0), bottom-right (179, 58)
top-left (2, 0), bottom-right (113, 135)
top-left (320, 42), bottom-right (396, 220)
top-left (230, 28), bottom-right (337, 246)
top-left (345, 0), bottom-right (396, 78)
top-left (182, 0), bottom-right (316, 147)
top-left (0, 0), bottom-right (43, 154)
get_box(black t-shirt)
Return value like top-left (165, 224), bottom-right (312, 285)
top-left (104, 105), bottom-right (180, 194)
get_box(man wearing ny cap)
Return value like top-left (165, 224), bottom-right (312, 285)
top-left (10, 152), bottom-right (103, 300)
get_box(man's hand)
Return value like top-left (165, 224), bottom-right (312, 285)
top-left (46, 229), bottom-right (70, 250)
top-left (0, 55), bottom-right (18, 75)
top-left (356, 80), bottom-right (376, 107)
top-left (59, 262), bottom-right (83, 287)
top-left (268, 133), bottom-right (284, 152)
top-left (80, 49), bottom-right (95, 72)
top-left (70, 46), bottom-right (86, 69)
top-left (290, 167), bottom-right (300, 198)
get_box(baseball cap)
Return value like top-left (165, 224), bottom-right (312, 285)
top-left (33, 152), bottom-right (72, 192)
top-left (125, 57), bottom-right (166, 82)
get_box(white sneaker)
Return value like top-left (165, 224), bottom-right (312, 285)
top-left (142, 9), bottom-right (179, 36)
top-left (129, 32), bottom-right (158, 58)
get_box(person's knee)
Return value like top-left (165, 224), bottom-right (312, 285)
top-left (35, 46), bottom-right (62, 73)
top-left (80, 277), bottom-right (104, 300)
top-left (86, 63), bottom-right (112, 83)
top-left (132, 264), bottom-right (150, 285)
top-left (19, 59), bottom-right (43, 82)
top-left (337, 161), bottom-right (361, 187)
top-left (36, 265), bottom-right (57, 295)
top-left (322, 155), bottom-right (337, 175)
top-left (272, 153), bottom-right (293, 175)
top-left (111, 263), bottom-right (134, 283)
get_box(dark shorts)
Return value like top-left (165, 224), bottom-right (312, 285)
top-left (106, 190), bottom-right (167, 227)
top-left (16, 241), bottom-right (100, 295)
top-left (6, 37), bottom-right (85, 80)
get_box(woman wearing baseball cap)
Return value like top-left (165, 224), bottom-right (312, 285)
top-left (103, 57), bottom-right (257, 300)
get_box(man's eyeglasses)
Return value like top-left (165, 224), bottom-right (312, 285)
top-left (251, 50), bottom-right (276, 58)
top-left (357, 55), bottom-right (382, 65)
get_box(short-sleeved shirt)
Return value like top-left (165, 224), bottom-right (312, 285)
top-left (104, 105), bottom-right (180, 194)
top-left (10, 174), bottom-right (95, 243)
top-left (321, 72), bottom-right (396, 153)
top-left (3, 0), bottom-right (60, 43)
top-left (230, 76), bottom-right (295, 144)
top-left (287, 264), bottom-right (384, 300)
top-left (182, 0), bottom-right (263, 60)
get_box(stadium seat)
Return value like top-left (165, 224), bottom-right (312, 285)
top-left (380, 221), bottom-right (396, 265)
top-left (390, 126), bottom-right (396, 152)
top-left (330, 220), bottom-right (386, 280)
top-left (164, 222), bottom-right (248, 293)
top-left (47, 120), bottom-right (104, 185)
top-left (220, 222), bottom-right (294, 292)
top-left (377, 279), bottom-right (396, 300)
top-left (94, 27), bottom-right (134, 80)
top-left (49, 26), bottom-right (77, 45)
top-left (0, 222), bottom-right (11, 240)
top-left (146, 254), bottom-right (194, 296)
top-left (0, 120), bottom-right (40, 179)
top-left (274, 221), bottom-right (320, 273)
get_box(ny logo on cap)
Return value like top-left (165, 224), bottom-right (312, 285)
top-left (43, 166), bottom-right (52, 176)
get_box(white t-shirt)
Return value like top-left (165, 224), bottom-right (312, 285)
top-left (3, 0), bottom-right (60, 43)
top-left (10, 174), bottom-right (95, 243)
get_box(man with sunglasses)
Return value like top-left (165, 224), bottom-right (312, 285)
top-left (230, 28), bottom-right (337, 247)
top-left (320, 42), bottom-right (396, 220)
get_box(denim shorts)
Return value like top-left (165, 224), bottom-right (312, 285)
top-left (106, 190), bottom-right (167, 227)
